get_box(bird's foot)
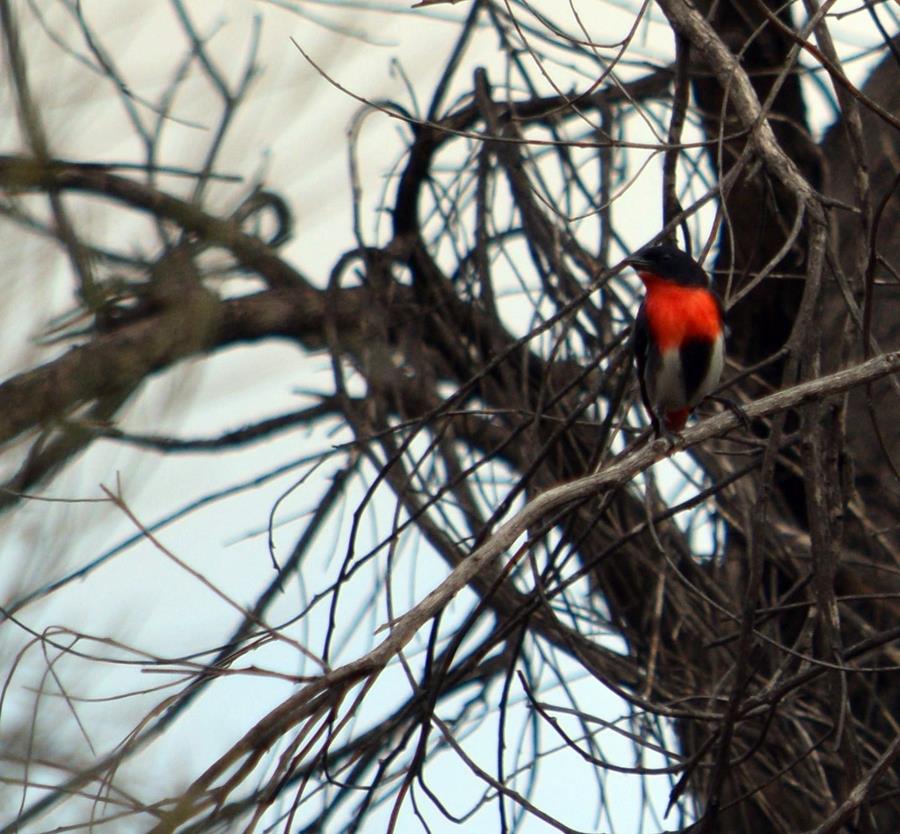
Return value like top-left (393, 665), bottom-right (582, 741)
top-left (710, 395), bottom-right (751, 431)
top-left (651, 428), bottom-right (685, 456)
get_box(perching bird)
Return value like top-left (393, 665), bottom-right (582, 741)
top-left (627, 242), bottom-right (724, 436)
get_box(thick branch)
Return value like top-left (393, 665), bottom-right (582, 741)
top-left (657, 0), bottom-right (818, 210)
top-left (0, 286), bottom-right (371, 448)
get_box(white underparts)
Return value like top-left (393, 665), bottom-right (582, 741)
top-left (648, 333), bottom-right (724, 413)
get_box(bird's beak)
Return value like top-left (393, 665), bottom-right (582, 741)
top-left (625, 254), bottom-right (653, 271)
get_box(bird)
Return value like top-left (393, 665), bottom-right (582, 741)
top-left (626, 241), bottom-right (725, 437)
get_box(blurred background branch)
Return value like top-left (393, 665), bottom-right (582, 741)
top-left (1, 2), bottom-right (898, 832)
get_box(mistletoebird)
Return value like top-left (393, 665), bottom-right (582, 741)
top-left (627, 242), bottom-right (725, 436)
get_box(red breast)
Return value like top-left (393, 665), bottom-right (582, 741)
top-left (639, 273), bottom-right (722, 350)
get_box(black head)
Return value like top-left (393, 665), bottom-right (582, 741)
top-left (626, 242), bottom-right (709, 288)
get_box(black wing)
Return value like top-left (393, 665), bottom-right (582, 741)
top-left (631, 303), bottom-right (660, 434)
